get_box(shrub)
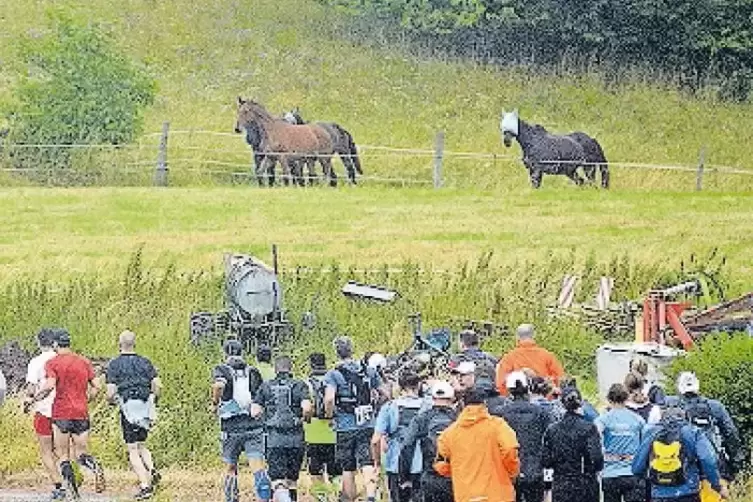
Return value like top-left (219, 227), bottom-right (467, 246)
top-left (669, 334), bottom-right (753, 454)
top-left (5, 12), bottom-right (156, 172)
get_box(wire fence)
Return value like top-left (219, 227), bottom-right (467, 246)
top-left (2, 126), bottom-right (753, 190)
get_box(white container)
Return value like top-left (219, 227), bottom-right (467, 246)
top-left (595, 342), bottom-right (684, 402)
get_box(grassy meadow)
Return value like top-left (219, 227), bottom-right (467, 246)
top-left (0, 0), bottom-right (752, 496)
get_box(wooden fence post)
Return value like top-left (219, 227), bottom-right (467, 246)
top-left (433, 131), bottom-right (444, 189)
top-left (154, 121), bottom-right (169, 187)
top-left (696, 145), bottom-right (706, 191)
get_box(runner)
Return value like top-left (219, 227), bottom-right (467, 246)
top-left (304, 353), bottom-right (341, 501)
top-left (371, 370), bottom-right (424, 502)
top-left (632, 404), bottom-right (727, 502)
top-left (448, 361), bottom-right (476, 409)
top-left (105, 330), bottom-right (161, 500)
top-left (496, 324), bottom-right (564, 396)
top-left (434, 386), bottom-right (520, 502)
top-left (399, 381), bottom-right (457, 502)
top-left (253, 355), bottom-right (312, 502)
top-left (23, 329), bottom-right (64, 501)
top-left (624, 372), bottom-right (661, 424)
top-left (323, 336), bottom-right (383, 502)
top-left (28, 328), bottom-right (105, 500)
top-left (594, 384), bottom-right (646, 502)
top-left (498, 371), bottom-right (551, 502)
top-left (211, 339), bottom-right (268, 502)
top-left (541, 387), bottom-right (603, 502)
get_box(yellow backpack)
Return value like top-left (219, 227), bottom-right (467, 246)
top-left (649, 429), bottom-right (687, 486)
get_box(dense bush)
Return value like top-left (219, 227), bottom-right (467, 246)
top-left (669, 335), bottom-right (753, 454)
top-left (4, 12), bottom-right (155, 171)
top-left (321, 0), bottom-right (753, 101)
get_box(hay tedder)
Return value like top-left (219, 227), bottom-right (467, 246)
top-left (190, 247), bottom-right (294, 352)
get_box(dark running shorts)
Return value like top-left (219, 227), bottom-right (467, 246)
top-left (335, 428), bottom-right (373, 472)
top-left (601, 475), bottom-right (645, 502)
top-left (306, 443), bottom-right (341, 477)
top-left (267, 447), bottom-right (305, 482)
top-left (221, 428), bottom-right (265, 465)
top-left (53, 419), bottom-right (90, 435)
top-left (120, 412), bottom-right (149, 444)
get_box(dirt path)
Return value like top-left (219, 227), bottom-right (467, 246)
top-left (0, 489), bottom-right (117, 501)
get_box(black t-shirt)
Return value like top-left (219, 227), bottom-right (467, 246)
top-left (106, 353), bottom-right (157, 401)
top-left (255, 373), bottom-right (310, 448)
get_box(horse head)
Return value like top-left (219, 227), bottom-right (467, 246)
top-left (282, 107), bottom-right (305, 125)
top-left (500, 109), bottom-right (519, 147)
top-left (234, 97), bottom-right (271, 133)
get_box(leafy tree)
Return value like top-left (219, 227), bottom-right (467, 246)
top-left (6, 12), bottom-right (156, 169)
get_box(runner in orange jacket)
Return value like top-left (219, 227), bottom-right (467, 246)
top-left (434, 387), bottom-right (520, 502)
top-left (496, 324), bottom-right (564, 396)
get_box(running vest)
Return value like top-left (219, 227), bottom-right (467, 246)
top-left (265, 377), bottom-right (301, 430)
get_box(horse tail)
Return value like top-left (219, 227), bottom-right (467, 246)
top-left (332, 123), bottom-right (362, 174)
top-left (591, 138), bottom-right (609, 189)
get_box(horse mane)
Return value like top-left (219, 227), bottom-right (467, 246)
top-left (242, 99), bottom-right (275, 124)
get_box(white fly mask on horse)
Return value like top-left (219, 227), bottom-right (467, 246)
top-left (500, 109), bottom-right (519, 137)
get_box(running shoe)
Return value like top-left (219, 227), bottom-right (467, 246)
top-left (134, 485), bottom-right (154, 500)
top-left (50, 486), bottom-right (67, 501)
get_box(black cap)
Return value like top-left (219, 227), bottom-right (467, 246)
top-left (36, 328), bottom-right (57, 347)
top-left (53, 328), bottom-right (71, 348)
top-left (256, 344), bottom-right (272, 363)
top-left (309, 352), bottom-right (326, 370)
top-left (223, 339), bottom-right (243, 357)
top-left (464, 386), bottom-right (487, 405)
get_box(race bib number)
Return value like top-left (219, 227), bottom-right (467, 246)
top-left (543, 469), bottom-right (554, 482)
top-left (354, 405), bottom-right (374, 426)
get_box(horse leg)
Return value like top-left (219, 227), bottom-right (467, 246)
top-left (566, 167), bottom-right (585, 186)
top-left (260, 156), bottom-right (276, 187)
top-left (600, 164), bottom-right (610, 189)
top-left (583, 164), bottom-right (596, 184)
top-left (305, 158), bottom-right (317, 185)
top-left (530, 167), bottom-right (543, 188)
top-left (320, 157), bottom-right (337, 187)
top-left (253, 152), bottom-right (266, 186)
top-left (341, 153), bottom-right (356, 184)
top-left (280, 155), bottom-right (292, 186)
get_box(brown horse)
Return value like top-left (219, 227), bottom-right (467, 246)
top-left (234, 98), bottom-right (337, 186)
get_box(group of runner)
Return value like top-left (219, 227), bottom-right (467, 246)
top-left (7, 322), bottom-right (747, 502)
top-left (20, 328), bottom-right (160, 501)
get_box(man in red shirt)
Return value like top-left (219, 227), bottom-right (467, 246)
top-left (30, 328), bottom-right (105, 500)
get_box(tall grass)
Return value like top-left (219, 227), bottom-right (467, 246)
top-left (0, 249), bottom-right (729, 473)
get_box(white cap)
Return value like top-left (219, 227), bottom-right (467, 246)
top-left (677, 371), bottom-right (700, 394)
top-left (451, 361), bottom-right (476, 375)
top-left (506, 371), bottom-right (528, 390)
top-left (431, 381), bottom-right (455, 399)
top-left (368, 353), bottom-right (387, 370)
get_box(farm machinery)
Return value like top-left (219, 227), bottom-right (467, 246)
top-left (190, 247), bottom-right (294, 353)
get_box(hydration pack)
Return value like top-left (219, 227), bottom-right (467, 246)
top-left (421, 408), bottom-right (457, 469)
top-left (218, 364), bottom-right (261, 419)
top-left (265, 378), bottom-right (301, 429)
top-left (683, 397), bottom-right (723, 453)
top-left (309, 374), bottom-right (328, 420)
top-left (394, 397), bottom-right (423, 443)
top-left (649, 427), bottom-right (688, 487)
top-left (335, 363), bottom-right (373, 425)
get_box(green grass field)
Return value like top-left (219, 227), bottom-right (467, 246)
top-left (1, 0), bottom-right (752, 495)
top-left (1, 186), bottom-right (752, 288)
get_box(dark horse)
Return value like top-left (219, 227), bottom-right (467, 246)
top-left (533, 124), bottom-right (610, 189)
top-left (283, 108), bottom-right (363, 184)
top-left (501, 110), bottom-right (609, 189)
top-left (234, 98), bottom-right (337, 186)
